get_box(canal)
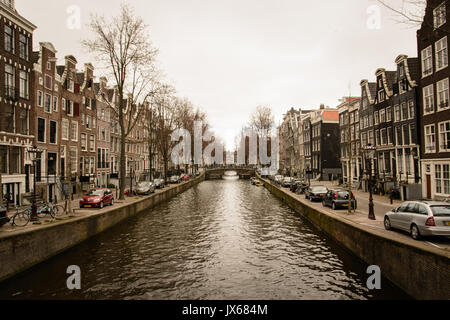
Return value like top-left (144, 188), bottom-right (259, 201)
top-left (0, 179), bottom-right (410, 299)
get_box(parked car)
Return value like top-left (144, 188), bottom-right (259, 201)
top-left (305, 186), bottom-right (328, 202)
top-left (281, 177), bottom-right (294, 188)
top-left (0, 205), bottom-right (9, 227)
top-left (136, 181), bottom-right (155, 195)
top-left (153, 179), bottom-right (165, 189)
top-left (322, 189), bottom-right (357, 210)
top-left (384, 201), bottom-right (450, 240)
top-left (80, 189), bottom-right (114, 209)
top-left (290, 180), bottom-right (304, 193)
top-left (169, 175), bottom-right (180, 184)
top-left (274, 175), bottom-right (284, 184)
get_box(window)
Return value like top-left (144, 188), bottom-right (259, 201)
top-left (388, 127), bottom-right (393, 144)
top-left (37, 118), bottom-right (45, 143)
top-left (37, 91), bottom-right (43, 107)
top-left (44, 75), bottom-right (52, 90)
top-left (374, 111), bottom-right (379, 125)
top-left (4, 25), bottom-right (14, 53)
top-left (423, 85), bottom-right (435, 114)
top-left (44, 94), bottom-right (51, 113)
top-left (18, 34), bottom-right (29, 60)
top-left (422, 46), bottom-right (433, 77)
top-left (437, 78), bottom-right (449, 110)
top-left (394, 105), bottom-right (400, 122)
top-left (86, 115), bottom-right (91, 129)
top-left (386, 107), bottom-right (392, 122)
top-left (381, 128), bottom-right (387, 145)
top-left (71, 121), bottom-right (78, 141)
top-left (378, 90), bottom-right (385, 102)
top-left (425, 124), bottom-right (436, 153)
top-left (19, 71), bottom-right (28, 99)
top-left (434, 2), bottom-right (446, 28)
top-left (397, 149), bottom-right (404, 173)
top-left (81, 133), bottom-right (87, 151)
top-left (439, 121), bottom-right (450, 152)
top-left (62, 98), bottom-right (66, 111)
top-left (410, 124), bottom-right (416, 145)
top-left (49, 121), bottom-right (57, 144)
top-left (408, 101), bottom-right (415, 119)
top-left (376, 130), bottom-right (380, 146)
top-left (62, 119), bottom-right (69, 140)
top-left (380, 109), bottom-right (386, 123)
top-left (53, 96), bottom-right (58, 112)
top-left (70, 147), bottom-right (77, 174)
top-left (403, 124), bottom-right (410, 146)
top-left (436, 37), bottom-right (448, 71)
top-left (435, 164), bottom-right (450, 194)
top-left (5, 64), bottom-right (14, 92)
top-left (401, 102), bottom-right (408, 120)
top-left (81, 113), bottom-right (84, 126)
top-left (90, 135), bottom-right (95, 152)
top-left (396, 126), bottom-right (403, 145)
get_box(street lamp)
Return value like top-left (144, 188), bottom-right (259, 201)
top-left (363, 144), bottom-right (376, 220)
top-left (28, 145), bottom-right (43, 222)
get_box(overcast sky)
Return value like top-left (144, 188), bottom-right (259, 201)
top-left (17, 0), bottom-right (420, 149)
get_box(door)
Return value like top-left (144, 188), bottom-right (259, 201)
top-left (391, 202), bottom-right (409, 228)
top-left (426, 175), bottom-right (431, 199)
top-left (397, 202), bottom-right (415, 231)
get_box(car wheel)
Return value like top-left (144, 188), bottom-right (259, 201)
top-left (332, 202), bottom-right (337, 210)
top-left (384, 216), bottom-right (391, 230)
top-left (100, 201), bottom-right (104, 209)
top-left (411, 224), bottom-right (421, 240)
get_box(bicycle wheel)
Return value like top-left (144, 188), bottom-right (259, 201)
top-left (13, 211), bottom-right (30, 227)
top-left (53, 205), bottom-right (66, 217)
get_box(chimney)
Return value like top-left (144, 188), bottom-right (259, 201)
top-left (320, 104), bottom-right (325, 110)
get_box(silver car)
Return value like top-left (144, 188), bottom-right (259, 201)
top-left (384, 201), bottom-right (450, 240)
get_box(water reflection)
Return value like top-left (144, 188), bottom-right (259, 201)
top-left (0, 180), bottom-right (410, 300)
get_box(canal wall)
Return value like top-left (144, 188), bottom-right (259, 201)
top-left (0, 174), bottom-right (205, 283)
top-left (262, 179), bottom-right (450, 300)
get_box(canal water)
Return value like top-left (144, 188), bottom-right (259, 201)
top-left (0, 179), bottom-right (409, 299)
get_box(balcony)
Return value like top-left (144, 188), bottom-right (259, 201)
top-left (4, 86), bottom-right (19, 102)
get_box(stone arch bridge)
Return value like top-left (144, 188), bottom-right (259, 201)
top-left (205, 167), bottom-right (256, 180)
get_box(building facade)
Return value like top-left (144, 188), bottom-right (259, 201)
top-left (418, 0), bottom-right (450, 199)
top-left (0, 0), bottom-right (36, 206)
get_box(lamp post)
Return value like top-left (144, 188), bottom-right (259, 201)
top-left (363, 144), bottom-right (376, 220)
top-left (28, 145), bottom-right (43, 222)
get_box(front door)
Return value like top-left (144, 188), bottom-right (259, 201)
top-left (426, 175), bottom-right (431, 199)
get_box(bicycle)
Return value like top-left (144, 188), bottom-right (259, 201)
top-left (52, 199), bottom-right (69, 217)
top-left (35, 202), bottom-right (56, 219)
top-left (9, 207), bottom-right (31, 227)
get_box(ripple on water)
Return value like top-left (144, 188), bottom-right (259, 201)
top-left (0, 180), bottom-right (410, 300)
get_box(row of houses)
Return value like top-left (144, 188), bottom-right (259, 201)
top-left (0, 1), bottom-right (162, 206)
top-left (279, 0), bottom-right (450, 200)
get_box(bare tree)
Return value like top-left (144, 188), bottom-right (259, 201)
top-left (83, 3), bottom-right (159, 199)
top-left (377, 0), bottom-right (425, 26)
top-left (249, 105), bottom-right (275, 137)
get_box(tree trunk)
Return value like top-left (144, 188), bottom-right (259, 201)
top-left (119, 96), bottom-right (126, 200)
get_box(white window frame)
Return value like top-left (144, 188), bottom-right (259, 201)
top-left (421, 45), bottom-right (433, 77)
top-left (435, 36), bottom-right (448, 72)
top-left (53, 96), bottom-right (58, 112)
top-left (425, 124), bottom-right (436, 153)
top-left (437, 78), bottom-right (449, 110)
top-left (62, 118), bottom-right (69, 141)
top-left (423, 84), bottom-right (435, 115)
top-left (81, 133), bottom-right (87, 151)
top-left (439, 121), bottom-right (450, 152)
top-left (71, 121), bottom-right (78, 142)
top-left (434, 2), bottom-right (447, 29)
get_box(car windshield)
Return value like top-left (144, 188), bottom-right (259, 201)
top-left (430, 205), bottom-right (450, 217)
top-left (337, 191), bottom-right (351, 199)
top-left (138, 182), bottom-right (149, 188)
top-left (311, 187), bottom-right (327, 193)
top-left (87, 190), bottom-right (103, 196)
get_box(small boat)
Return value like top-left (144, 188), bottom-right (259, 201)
top-left (255, 181), bottom-right (264, 187)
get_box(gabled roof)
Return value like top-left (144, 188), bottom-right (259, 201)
top-left (322, 110), bottom-right (339, 122)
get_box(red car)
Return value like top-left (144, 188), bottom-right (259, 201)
top-left (80, 189), bottom-right (114, 209)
